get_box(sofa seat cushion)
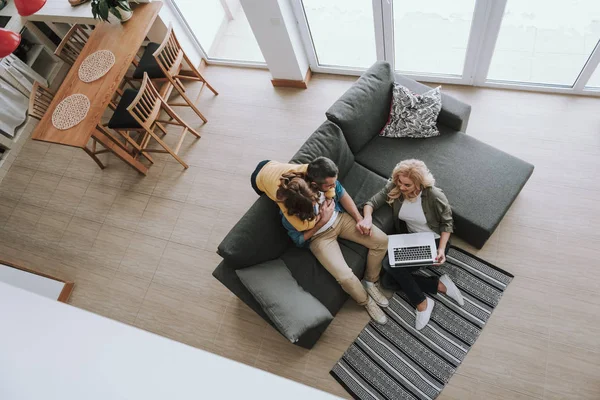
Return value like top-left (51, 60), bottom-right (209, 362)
top-left (281, 243), bottom-right (366, 314)
top-left (107, 88), bottom-right (141, 130)
top-left (132, 42), bottom-right (164, 79)
top-left (355, 130), bottom-right (534, 248)
top-left (236, 259), bottom-right (333, 343)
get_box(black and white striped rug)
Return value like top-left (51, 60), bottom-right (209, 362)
top-left (330, 246), bottom-right (513, 400)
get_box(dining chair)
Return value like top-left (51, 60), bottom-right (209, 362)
top-left (54, 25), bottom-right (90, 65)
top-left (28, 81), bottom-right (108, 170)
top-left (106, 72), bottom-right (200, 169)
top-left (130, 24), bottom-right (218, 123)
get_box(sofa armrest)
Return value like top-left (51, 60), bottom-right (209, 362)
top-left (217, 196), bottom-right (291, 268)
top-left (395, 74), bottom-right (472, 132)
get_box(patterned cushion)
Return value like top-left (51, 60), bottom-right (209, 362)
top-left (380, 84), bottom-right (442, 139)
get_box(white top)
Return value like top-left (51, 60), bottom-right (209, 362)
top-left (315, 192), bottom-right (339, 235)
top-left (0, 282), bottom-right (340, 400)
top-left (398, 192), bottom-right (439, 239)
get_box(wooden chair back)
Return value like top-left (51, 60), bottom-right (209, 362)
top-left (28, 82), bottom-right (55, 120)
top-left (54, 25), bottom-right (90, 65)
top-left (126, 73), bottom-right (163, 131)
top-left (152, 25), bottom-right (185, 85)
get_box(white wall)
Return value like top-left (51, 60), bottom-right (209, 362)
top-left (240, 0), bottom-right (310, 81)
top-left (0, 282), bottom-right (341, 400)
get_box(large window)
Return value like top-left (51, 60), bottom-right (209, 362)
top-left (487, 0), bottom-right (600, 86)
top-left (392, 0), bottom-right (476, 77)
top-left (171, 0), bottom-right (264, 64)
top-left (299, 0), bottom-right (377, 69)
top-left (292, 0), bottom-right (600, 95)
top-left (586, 65), bottom-right (600, 88)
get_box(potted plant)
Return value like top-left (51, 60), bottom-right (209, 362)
top-left (91, 0), bottom-right (133, 23)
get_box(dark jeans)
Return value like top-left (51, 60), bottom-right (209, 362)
top-left (382, 238), bottom-right (449, 307)
top-left (250, 160), bottom-right (270, 195)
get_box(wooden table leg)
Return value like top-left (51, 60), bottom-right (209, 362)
top-left (91, 129), bottom-right (149, 175)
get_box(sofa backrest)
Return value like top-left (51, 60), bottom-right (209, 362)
top-left (217, 196), bottom-right (291, 268)
top-left (325, 61), bottom-right (394, 154)
top-left (290, 120), bottom-right (354, 180)
top-left (218, 121), bottom-right (354, 267)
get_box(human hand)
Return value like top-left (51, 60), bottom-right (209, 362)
top-left (319, 199), bottom-right (335, 225)
top-left (434, 249), bottom-right (446, 266)
top-left (356, 215), bottom-right (373, 236)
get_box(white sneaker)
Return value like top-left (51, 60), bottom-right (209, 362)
top-left (365, 297), bottom-right (388, 325)
top-left (440, 274), bottom-right (464, 306)
top-left (363, 281), bottom-right (389, 308)
top-left (415, 297), bottom-right (434, 330)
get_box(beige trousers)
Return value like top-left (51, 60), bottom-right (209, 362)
top-left (309, 213), bottom-right (388, 306)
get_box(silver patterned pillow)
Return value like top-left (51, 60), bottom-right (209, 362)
top-left (380, 84), bottom-right (442, 138)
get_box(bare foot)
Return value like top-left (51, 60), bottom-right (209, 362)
top-left (438, 281), bottom-right (447, 294)
top-left (416, 299), bottom-right (428, 312)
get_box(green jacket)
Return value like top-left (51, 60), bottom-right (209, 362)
top-left (365, 181), bottom-right (454, 235)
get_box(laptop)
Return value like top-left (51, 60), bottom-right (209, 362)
top-left (387, 232), bottom-right (437, 268)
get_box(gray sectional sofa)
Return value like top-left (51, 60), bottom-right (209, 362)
top-left (213, 62), bottom-right (534, 348)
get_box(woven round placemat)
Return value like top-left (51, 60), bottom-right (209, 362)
top-left (78, 49), bottom-right (116, 83)
top-left (52, 94), bottom-right (90, 130)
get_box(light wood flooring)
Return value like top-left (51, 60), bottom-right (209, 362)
top-left (1, 66), bottom-right (599, 399)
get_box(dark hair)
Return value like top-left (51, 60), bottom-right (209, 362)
top-left (306, 157), bottom-right (338, 184)
top-left (276, 173), bottom-right (318, 221)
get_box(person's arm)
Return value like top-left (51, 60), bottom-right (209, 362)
top-left (339, 192), bottom-right (362, 222)
top-left (302, 199), bottom-right (334, 241)
top-left (282, 214), bottom-right (319, 247)
top-left (435, 231), bottom-right (451, 265)
top-left (279, 203), bottom-right (317, 231)
top-left (358, 181), bottom-right (394, 235)
top-left (433, 188), bottom-right (453, 265)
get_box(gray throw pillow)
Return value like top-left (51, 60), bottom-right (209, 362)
top-left (380, 84), bottom-right (442, 139)
top-left (236, 259), bottom-right (333, 343)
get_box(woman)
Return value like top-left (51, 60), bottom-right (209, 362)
top-left (250, 160), bottom-right (335, 232)
top-left (359, 159), bottom-right (464, 330)
top-left (276, 172), bottom-right (320, 223)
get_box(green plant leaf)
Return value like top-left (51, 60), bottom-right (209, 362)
top-left (111, 6), bottom-right (122, 20)
top-left (99, 0), bottom-right (110, 22)
top-left (117, 1), bottom-right (132, 11)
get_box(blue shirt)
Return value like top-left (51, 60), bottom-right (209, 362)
top-left (281, 181), bottom-right (346, 247)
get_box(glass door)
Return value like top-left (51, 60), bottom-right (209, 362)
top-left (293, 0), bottom-right (484, 81)
top-left (485, 0), bottom-right (600, 86)
top-left (170, 0), bottom-right (265, 64)
top-left (293, 0), bottom-right (379, 71)
top-left (292, 0), bottom-right (600, 94)
top-left (390, 0), bottom-right (478, 79)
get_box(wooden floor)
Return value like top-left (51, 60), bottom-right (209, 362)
top-left (1, 65), bottom-right (599, 399)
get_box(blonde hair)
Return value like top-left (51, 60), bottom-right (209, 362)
top-left (387, 159), bottom-right (435, 204)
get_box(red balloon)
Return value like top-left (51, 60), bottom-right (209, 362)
top-left (14, 0), bottom-right (47, 16)
top-left (0, 28), bottom-right (21, 58)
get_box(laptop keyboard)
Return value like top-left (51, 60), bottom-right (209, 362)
top-left (394, 245), bottom-right (432, 262)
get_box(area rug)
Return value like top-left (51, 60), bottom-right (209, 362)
top-left (330, 246), bottom-right (513, 400)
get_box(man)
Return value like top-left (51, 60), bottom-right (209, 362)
top-left (252, 157), bottom-right (389, 325)
top-left (251, 160), bottom-right (336, 232)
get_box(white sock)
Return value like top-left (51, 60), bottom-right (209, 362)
top-left (363, 280), bottom-right (375, 288)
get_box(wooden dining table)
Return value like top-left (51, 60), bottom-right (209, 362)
top-left (31, 1), bottom-right (163, 175)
